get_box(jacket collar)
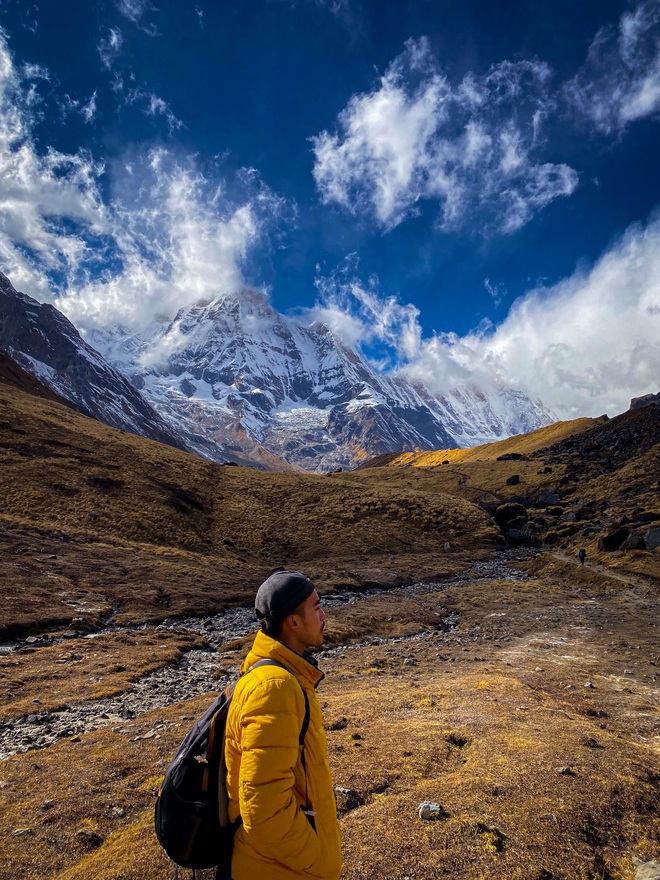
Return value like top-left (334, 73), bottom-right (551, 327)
top-left (242, 629), bottom-right (324, 689)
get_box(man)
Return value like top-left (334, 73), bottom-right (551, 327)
top-left (224, 570), bottom-right (342, 880)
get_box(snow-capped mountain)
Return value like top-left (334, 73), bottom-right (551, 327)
top-left (88, 288), bottom-right (554, 471)
top-left (0, 272), bottom-right (189, 450)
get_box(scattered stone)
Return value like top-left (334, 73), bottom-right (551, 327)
top-left (644, 527), bottom-right (660, 551)
top-left (598, 527), bottom-right (630, 552)
top-left (506, 475), bottom-right (520, 486)
top-left (443, 542), bottom-right (453, 552)
top-left (418, 801), bottom-right (449, 821)
top-left (620, 533), bottom-right (644, 551)
top-left (326, 717), bottom-right (348, 731)
top-left (76, 828), bottom-right (103, 850)
top-left (12, 828), bottom-right (32, 837)
top-left (538, 489), bottom-right (559, 506)
top-left (556, 766), bottom-right (576, 776)
top-left (111, 806), bottom-right (126, 818)
top-left (634, 858), bottom-right (660, 880)
top-left (585, 708), bottom-right (609, 718)
top-left (584, 681), bottom-right (594, 689)
top-left (582, 737), bottom-right (604, 749)
top-left (335, 787), bottom-right (365, 813)
top-left (494, 503), bottom-right (528, 528)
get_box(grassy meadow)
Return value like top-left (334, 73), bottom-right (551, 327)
top-left (0, 375), bottom-right (659, 879)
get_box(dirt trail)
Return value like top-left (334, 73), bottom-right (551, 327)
top-left (550, 548), bottom-right (657, 585)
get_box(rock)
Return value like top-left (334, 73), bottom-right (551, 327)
top-left (506, 516), bottom-right (528, 531)
top-left (419, 801), bottom-right (449, 821)
top-left (494, 503), bottom-right (528, 528)
top-left (620, 533), bottom-right (643, 551)
top-left (76, 827), bottom-right (103, 850)
top-left (556, 766), bottom-right (576, 776)
top-left (538, 489), bottom-right (559, 506)
top-left (179, 378), bottom-right (196, 398)
top-left (506, 475), bottom-right (520, 485)
top-left (111, 806), bottom-right (126, 818)
top-left (644, 526), bottom-right (660, 551)
top-left (443, 542), bottom-right (453, 552)
top-left (634, 859), bottom-right (660, 880)
top-left (12, 828), bottom-right (32, 837)
top-left (598, 527), bottom-right (630, 552)
top-left (629, 392), bottom-right (660, 411)
top-left (543, 533), bottom-right (559, 546)
top-left (334, 787), bottom-right (365, 813)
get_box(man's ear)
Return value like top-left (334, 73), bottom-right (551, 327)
top-left (282, 613), bottom-right (299, 633)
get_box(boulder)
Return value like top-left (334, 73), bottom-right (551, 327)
top-left (506, 475), bottom-right (520, 486)
top-left (494, 503), bottom-right (528, 528)
top-left (418, 801), bottom-right (449, 821)
top-left (505, 527), bottom-right (539, 548)
top-left (538, 489), bottom-right (559, 506)
top-left (620, 533), bottom-right (643, 551)
top-left (497, 452), bottom-right (527, 461)
top-left (644, 526), bottom-right (660, 551)
top-left (598, 527), bottom-right (630, 552)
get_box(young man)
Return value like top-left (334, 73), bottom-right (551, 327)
top-left (224, 571), bottom-right (342, 880)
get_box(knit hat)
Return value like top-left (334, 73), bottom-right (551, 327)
top-left (255, 570), bottom-right (315, 634)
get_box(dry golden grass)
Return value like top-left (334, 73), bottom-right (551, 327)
top-left (364, 417), bottom-right (598, 468)
top-left (1, 369), bottom-right (659, 880)
top-left (2, 554), bottom-right (658, 880)
top-left (0, 381), bottom-right (499, 637)
top-left (0, 631), bottom-right (207, 722)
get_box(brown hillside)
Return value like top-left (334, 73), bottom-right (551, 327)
top-left (361, 416), bottom-right (600, 469)
top-left (0, 378), bottom-right (498, 638)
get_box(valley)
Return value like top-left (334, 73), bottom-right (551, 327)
top-left (0, 368), bottom-right (658, 879)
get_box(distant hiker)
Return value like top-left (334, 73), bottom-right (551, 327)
top-left (224, 570), bottom-right (342, 880)
top-left (578, 548), bottom-right (586, 566)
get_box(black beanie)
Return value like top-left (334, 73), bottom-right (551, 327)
top-left (255, 570), bottom-right (315, 634)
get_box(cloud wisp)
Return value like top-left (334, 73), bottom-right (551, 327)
top-left (564, 0), bottom-right (660, 134)
top-left (312, 37), bottom-right (578, 234)
top-left (311, 215), bottom-right (660, 418)
top-left (0, 30), bottom-right (285, 331)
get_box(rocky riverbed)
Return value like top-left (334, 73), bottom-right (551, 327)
top-left (0, 552), bottom-right (533, 759)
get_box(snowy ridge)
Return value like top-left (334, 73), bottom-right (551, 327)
top-left (88, 288), bottom-right (554, 471)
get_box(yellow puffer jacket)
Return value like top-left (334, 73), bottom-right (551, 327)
top-left (225, 630), bottom-right (342, 880)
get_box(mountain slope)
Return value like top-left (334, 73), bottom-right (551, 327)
top-left (0, 273), bottom-right (187, 451)
top-left (90, 288), bottom-right (554, 471)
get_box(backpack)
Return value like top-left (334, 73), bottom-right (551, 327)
top-left (154, 659), bottom-right (311, 876)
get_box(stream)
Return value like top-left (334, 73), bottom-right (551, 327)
top-left (0, 552), bottom-right (534, 759)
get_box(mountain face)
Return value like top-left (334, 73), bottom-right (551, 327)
top-left (0, 273), bottom-right (192, 454)
top-left (88, 288), bottom-right (554, 471)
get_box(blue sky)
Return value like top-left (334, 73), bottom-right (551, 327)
top-left (0, 0), bottom-right (658, 418)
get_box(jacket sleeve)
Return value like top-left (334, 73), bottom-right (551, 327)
top-left (237, 677), bottom-right (320, 870)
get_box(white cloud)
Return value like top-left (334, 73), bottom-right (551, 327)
top-left (312, 217), bottom-right (660, 418)
top-left (312, 38), bottom-right (577, 233)
top-left (98, 28), bottom-right (124, 70)
top-left (0, 32), bottom-right (287, 332)
top-left (125, 87), bottom-right (183, 132)
top-left (564, 0), bottom-right (660, 134)
top-left (117, 0), bottom-right (158, 34)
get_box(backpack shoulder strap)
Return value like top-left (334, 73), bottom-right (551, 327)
top-left (246, 659), bottom-right (310, 746)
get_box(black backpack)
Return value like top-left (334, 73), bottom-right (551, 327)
top-left (154, 659), bottom-right (310, 876)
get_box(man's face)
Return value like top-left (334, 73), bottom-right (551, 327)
top-left (292, 590), bottom-right (326, 649)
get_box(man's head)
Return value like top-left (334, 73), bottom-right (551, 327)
top-left (255, 570), bottom-right (326, 653)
